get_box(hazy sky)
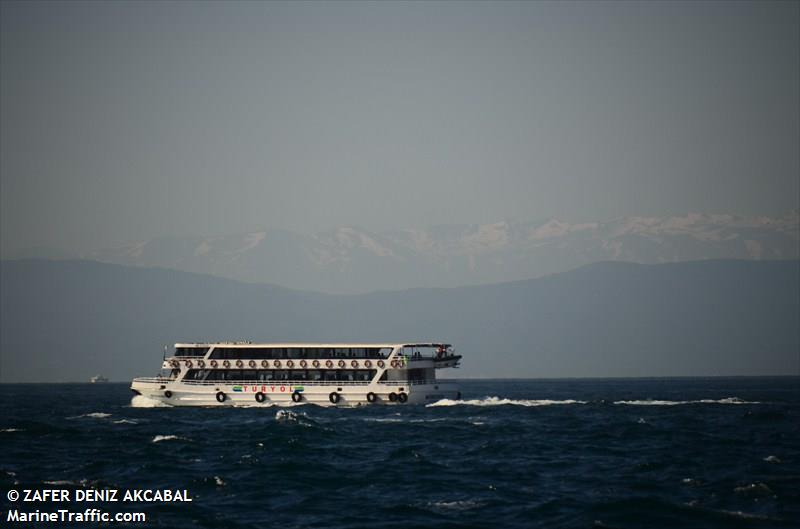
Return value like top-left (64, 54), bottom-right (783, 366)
top-left (1, 1), bottom-right (798, 254)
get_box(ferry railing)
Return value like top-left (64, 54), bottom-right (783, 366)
top-left (132, 376), bottom-right (174, 384)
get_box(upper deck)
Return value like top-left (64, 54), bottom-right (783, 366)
top-left (174, 342), bottom-right (452, 349)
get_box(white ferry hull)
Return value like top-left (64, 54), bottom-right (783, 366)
top-left (131, 379), bottom-right (459, 407)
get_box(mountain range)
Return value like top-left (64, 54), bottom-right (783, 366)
top-left (1, 259), bottom-right (797, 382)
top-left (39, 211), bottom-right (799, 294)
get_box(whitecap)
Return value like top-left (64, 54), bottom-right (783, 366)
top-left (44, 480), bottom-right (75, 485)
top-left (131, 395), bottom-right (172, 408)
top-left (214, 476), bottom-right (225, 486)
top-left (614, 397), bottom-right (757, 406)
top-left (427, 396), bottom-right (587, 407)
top-left (275, 410), bottom-right (297, 422)
top-left (427, 500), bottom-right (485, 512)
top-left (113, 419), bottom-right (138, 425)
top-left (151, 434), bottom-right (188, 443)
top-left (1, 428), bottom-right (23, 433)
top-left (68, 412), bottom-right (112, 419)
top-left (763, 455), bottom-right (782, 463)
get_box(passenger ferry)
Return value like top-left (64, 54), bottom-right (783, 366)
top-left (131, 343), bottom-right (462, 406)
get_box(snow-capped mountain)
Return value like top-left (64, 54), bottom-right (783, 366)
top-left (78, 211), bottom-right (798, 293)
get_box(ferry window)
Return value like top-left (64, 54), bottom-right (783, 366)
top-left (227, 370), bottom-right (243, 380)
top-left (258, 370), bottom-right (272, 381)
top-left (289, 370), bottom-right (306, 380)
top-left (248, 349), bottom-right (265, 359)
top-left (185, 369), bottom-right (207, 380)
top-left (307, 370), bottom-right (322, 381)
top-left (273, 371), bottom-right (288, 381)
top-left (242, 370), bottom-right (257, 380)
top-left (210, 348), bottom-right (235, 360)
top-left (175, 347), bottom-right (209, 357)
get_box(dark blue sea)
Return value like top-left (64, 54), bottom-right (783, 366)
top-left (1, 378), bottom-right (799, 528)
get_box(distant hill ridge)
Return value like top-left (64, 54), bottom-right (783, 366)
top-left (1, 258), bottom-right (797, 382)
top-left (7, 211), bottom-right (798, 294)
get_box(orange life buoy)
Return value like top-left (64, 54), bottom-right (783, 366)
top-left (185, 360), bottom-right (193, 368)
top-left (338, 360), bottom-right (346, 368)
top-left (364, 360), bottom-right (372, 368)
top-left (274, 360), bottom-right (282, 368)
top-left (300, 360), bottom-right (307, 368)
top-left (223, 360), bottom-right (230, 368)
top-left (236, 360), bottom-right (244, 368)
top-left (312, 360), bottom-right (320, 368)
top-left (377, 360), bottom-right (385, 368)
top-left (351, 360), bottom-right (358, 368)
top-left (325, 360), bottom-right (334, 368)
top-left (249, 360), bottom-right (256, 368)
top-left (197, 360), bottom-right (205, 368)
top-left (261, 360), bottom-right (269, 368)
top-left (210, 360), bottom-right (218, 368)
top-left (287, 360), bottom-right (294, 368)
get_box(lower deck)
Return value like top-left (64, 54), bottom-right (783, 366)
top-left (131, 377), bottom-right (460, 406)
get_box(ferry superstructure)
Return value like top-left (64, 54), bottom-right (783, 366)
top-left (131, 343), bottom-right (461, 406)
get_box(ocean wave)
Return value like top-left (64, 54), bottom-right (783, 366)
top-left (733, 482), bottom-right (773, 497)
top-left (365, 417), bottom-right (459, 423)
top-left (1, 428), bottom-right (23, 433)
top-left (68, 412), bottom-right (112, 419)
top-left (113, 419), bottom-right (138, 425)
top-left (614, 397), bottom-right (758, 406)
top-left (275, 409), bottom-right (310, 422)
top-left (131, 395), bottom-right (172, 408)
top-left (151, 434), bottom-right (189, 443)
top-left (427, 397), bottom-right (587, 407)
top-left (426, 500), bottom-right (486, 512)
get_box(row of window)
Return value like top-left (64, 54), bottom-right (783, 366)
top-left (175, 347), bottom-right (210, 357)
top-left (183, 369), bottom-right (381, 382)
top-left (206, 348), bottom-right (389, 360)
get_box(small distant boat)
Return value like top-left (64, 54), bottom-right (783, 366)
top-left (90, 375), bottom-right (109, 383)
